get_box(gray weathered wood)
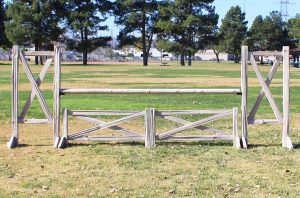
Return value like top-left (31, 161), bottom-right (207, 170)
top-left (160, 115), bottom-right (225, 135)
top-left (76, 116), bottom-right (141, 136)
top-left (69, 111), bottom-right (145, 139)
top-left (8, 45), bottom-right (19, 148)
top-left (250, 54), bottom-right (283, 123)
top-left (60, 88), bottom-right (242, 95)
top-left (18, 119), bottom-right (50, 124)
top-left (158, 110), bottom-right (232, 139)
top-left (282, 46), bottom-right (293, 149)
top-left (19, 58), bottom-right (53, 120)
top-left (71, 136), bottom-right (144, 141)
top-left (160, 135), bottom-right (233, 141)
top-left (53, 46), bottom-right (62, 147)
top-left (145, 109), bottom-right (156, 147)
top-left (248, 57), bottom-right (281, 122)
top-left (19, 51), bottom-right (53, 122)
top-left (233, 107), bottom-right (240, 148)
top-left (58, 108), bottom-right (69, 148)
top-left (156, 110), bottom-right (228, 116)
top-left (253, 119), bottom-right (279, 125)
top-left (241, 46), bottom-right (248, 148)
top-left (71, 110), bottom-right (140, 116)
top-left (24, 51), bottom-right (54, 57)
top-left (252, 51), bottom-right (282, 57)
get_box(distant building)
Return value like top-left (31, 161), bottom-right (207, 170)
top-left (195, 50), bottom-right (229, 61)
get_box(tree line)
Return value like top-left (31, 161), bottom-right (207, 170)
top-left (0, 0), bottom-right (299, 66)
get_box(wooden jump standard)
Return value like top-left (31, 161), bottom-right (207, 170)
top-left (8, 45), bottom-right (293, 149)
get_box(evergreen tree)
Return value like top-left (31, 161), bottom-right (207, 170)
top-left (114, 0), bottom-right (159, 66)
top-left (218, 6), bottom-right (248, 63)
top-left (65, 0), bottom-right (111, 65)
top-left (156, 0), bottom-right (218, 66)
top-left (5, 0), bottom-right (64, 64)
top-left (287, 14), bottom-right (300, 47)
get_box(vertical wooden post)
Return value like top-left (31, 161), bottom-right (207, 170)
top-left (241, 46), bottom-right (248, 148)
top-left (53, 46), bottom-right (61, 148)
top-left (233, 107), bottom-right (240, 148)
top-left (282, 46), bottom-right (293, 149)
top-left (145, 108), bottom-right (156, 147)
top-left (8, 45), bottom-right (19, 148)
top-left (58, 108), bottom-right (68, 148)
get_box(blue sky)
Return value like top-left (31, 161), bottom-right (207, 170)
top-left (105, 0), bottom-right (300, 37)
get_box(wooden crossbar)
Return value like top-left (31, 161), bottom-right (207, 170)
top-left (60, 88), bottom-right (242, 95)
top-left (252, 51), bottom-right (282, 57)
top-left (24, 51), bottom-right (55, 57)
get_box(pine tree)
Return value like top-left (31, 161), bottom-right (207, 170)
top-left (156, 0), bottom-right (218, 66)
top-left (65, 0), bottom-right (111, 65)
top-left (218, 6), bottom-right (248, 63)
top-left (287, 14), bottom-right (300, 47)
top-left (114, 0), bottom-right (159, 66)
top-left (5, 0), bottom-right (64, 64)
top-left (0, 0), bottom-right (11, 49)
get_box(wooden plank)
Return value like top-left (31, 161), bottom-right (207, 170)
top-left (58, 108), bottom-right (69, 148)
top-left (253, 119), bottom-right (279, 125)
top-left (19, 58), bottom-right (53, 120)
top-left (19, 51), bottom-right (53, 122)
top-left (24, 51), bottom-right (54, 57)
top-left (158, 110), bottom-right (232, 139)
top-left (60, 88), bottom-right (242, 95)
top-left (252, 51), bottom-right (282, 57)
top-left (69, 111), bottom-right (145, 139)
top-left (160, 135), bottom-right (233, 141)
top-left (53, 47), bottom-right (62, 147)
top-left (76, 116), bottom-right (141, 136)
top-left (71, 110), bottom-right (140, 116)
top-left (282, 46), bottom-right (293, 149)
top-left (241, 46), bottom-right (248, 148)
top-left (248, 57), bottom-right (281, 122)
top-left (156, 110), bottom-right (228, 116)
top-left (160, 115), bottom-right (225, 135)
top-left (18, 119), bottom-right (50, 124)
top-left (145, 109), bottom-right (156, 147)
top-left (70, 136), bottom-right (144, 141)
top-left (250, 54), bottom-right (283, 123)
top-left (8, 46), bottom-right (19, 148)
top-left (233, 107), bottom-right (240, 148)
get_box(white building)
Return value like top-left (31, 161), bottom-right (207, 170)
top-left (195, 50), bottom-right (229, 61)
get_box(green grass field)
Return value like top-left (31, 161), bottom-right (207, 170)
top-left (0, 61), bottom-right (300, 197)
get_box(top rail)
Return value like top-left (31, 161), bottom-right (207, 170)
top-left (60, 88), bottom-right (242, 95)
top-left (24, 51), bottom-right (55, 57)
top-left (252, 51), bottom-right (282, 57)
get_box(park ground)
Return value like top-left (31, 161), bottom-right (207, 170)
top-left (0, 61), bottom-right (300, 197)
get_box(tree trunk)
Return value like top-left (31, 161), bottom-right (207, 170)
top-left (234, 54), bottom-right (239, 63)
top-left (213, 50), bottom-right (220, 63)
top-left (188, 51), bottom-right (192, 66)
top-left (39, 44), bottom-right (43, 65)
top-left (142, 6), bottom-right (147, 66)
top-left (34, 40), bottom-right (39, 65)
top-left (180, 52), bottom-right (185, 66)
top-left (83, 27), bottom-right (88, 65)
top-left (260, 55), bottom-right (264, 64)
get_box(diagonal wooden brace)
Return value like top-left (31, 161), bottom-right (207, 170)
top-left (19, 51), bottom-right (53, 122)
top-left (248, 57), bottom-right (281, 123)
top-left (250, 54), bottom-right (283, 123)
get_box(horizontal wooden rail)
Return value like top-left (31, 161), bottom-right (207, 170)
top-left (252, 51), bottom-right (282, 57)
top-left (24, 51), bottom-right (55, 57)
top-left (60, 88), bottom-right (242, 95)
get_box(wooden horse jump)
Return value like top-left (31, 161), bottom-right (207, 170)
top-left (241, 46), bottom-right (293, 149)
top-left (8, 45), bottom-right (293, 149)
top-left (58, 108), bottom-right (240, 148)
top-left (7, 45), bottom-right (62, 148)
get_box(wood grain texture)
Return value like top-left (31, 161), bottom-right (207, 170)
top-left (241, 46), bottom-right (248, 148)
top-left (145, 109), bottom-right (156, 147)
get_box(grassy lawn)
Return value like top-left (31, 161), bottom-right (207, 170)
top-left (0, 60), bottom-right (300, 197)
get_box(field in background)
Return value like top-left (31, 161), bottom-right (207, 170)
top-left (0, 61), bottom-right (300, 197)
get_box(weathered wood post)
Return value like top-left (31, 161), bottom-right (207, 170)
top-left (58, 108), bottom-right (68, 148)
top-left (241, 46), bottom-right (248, 148)
top-left (53, 46), bottom-right (62, 147)
top-left (7, 45), bottom-right (19, 148)
top-left (282, 46), bottom-right (293, 149)
top-left (233, 107), bottom-right (240, 148)
top-left (145, 108), bottom-right (156, 147)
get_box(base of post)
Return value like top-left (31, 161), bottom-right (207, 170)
top-left (54, 136), bottom-right (60, 148)
top-left (58, 137), bottom-right (68, 149)
top-left (234, 137), bottom-right (241, 148)
top-left (7, 136), bottom-right (18, 148)
top-left (282, 136), bottom-right (293, 149)
top-left (241, 137), bottom-right (248, 149)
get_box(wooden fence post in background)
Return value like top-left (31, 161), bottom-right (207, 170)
top-left (241, 46), bottom-right (248, 148)
top-left (53, 46), bottom-right (62, 148)
top-left (7, 45), bottom-right (19, 148)
top-left (145, 108), bottom-right (156, 147)
top-left (282, 46), bottom-right (293, 149)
